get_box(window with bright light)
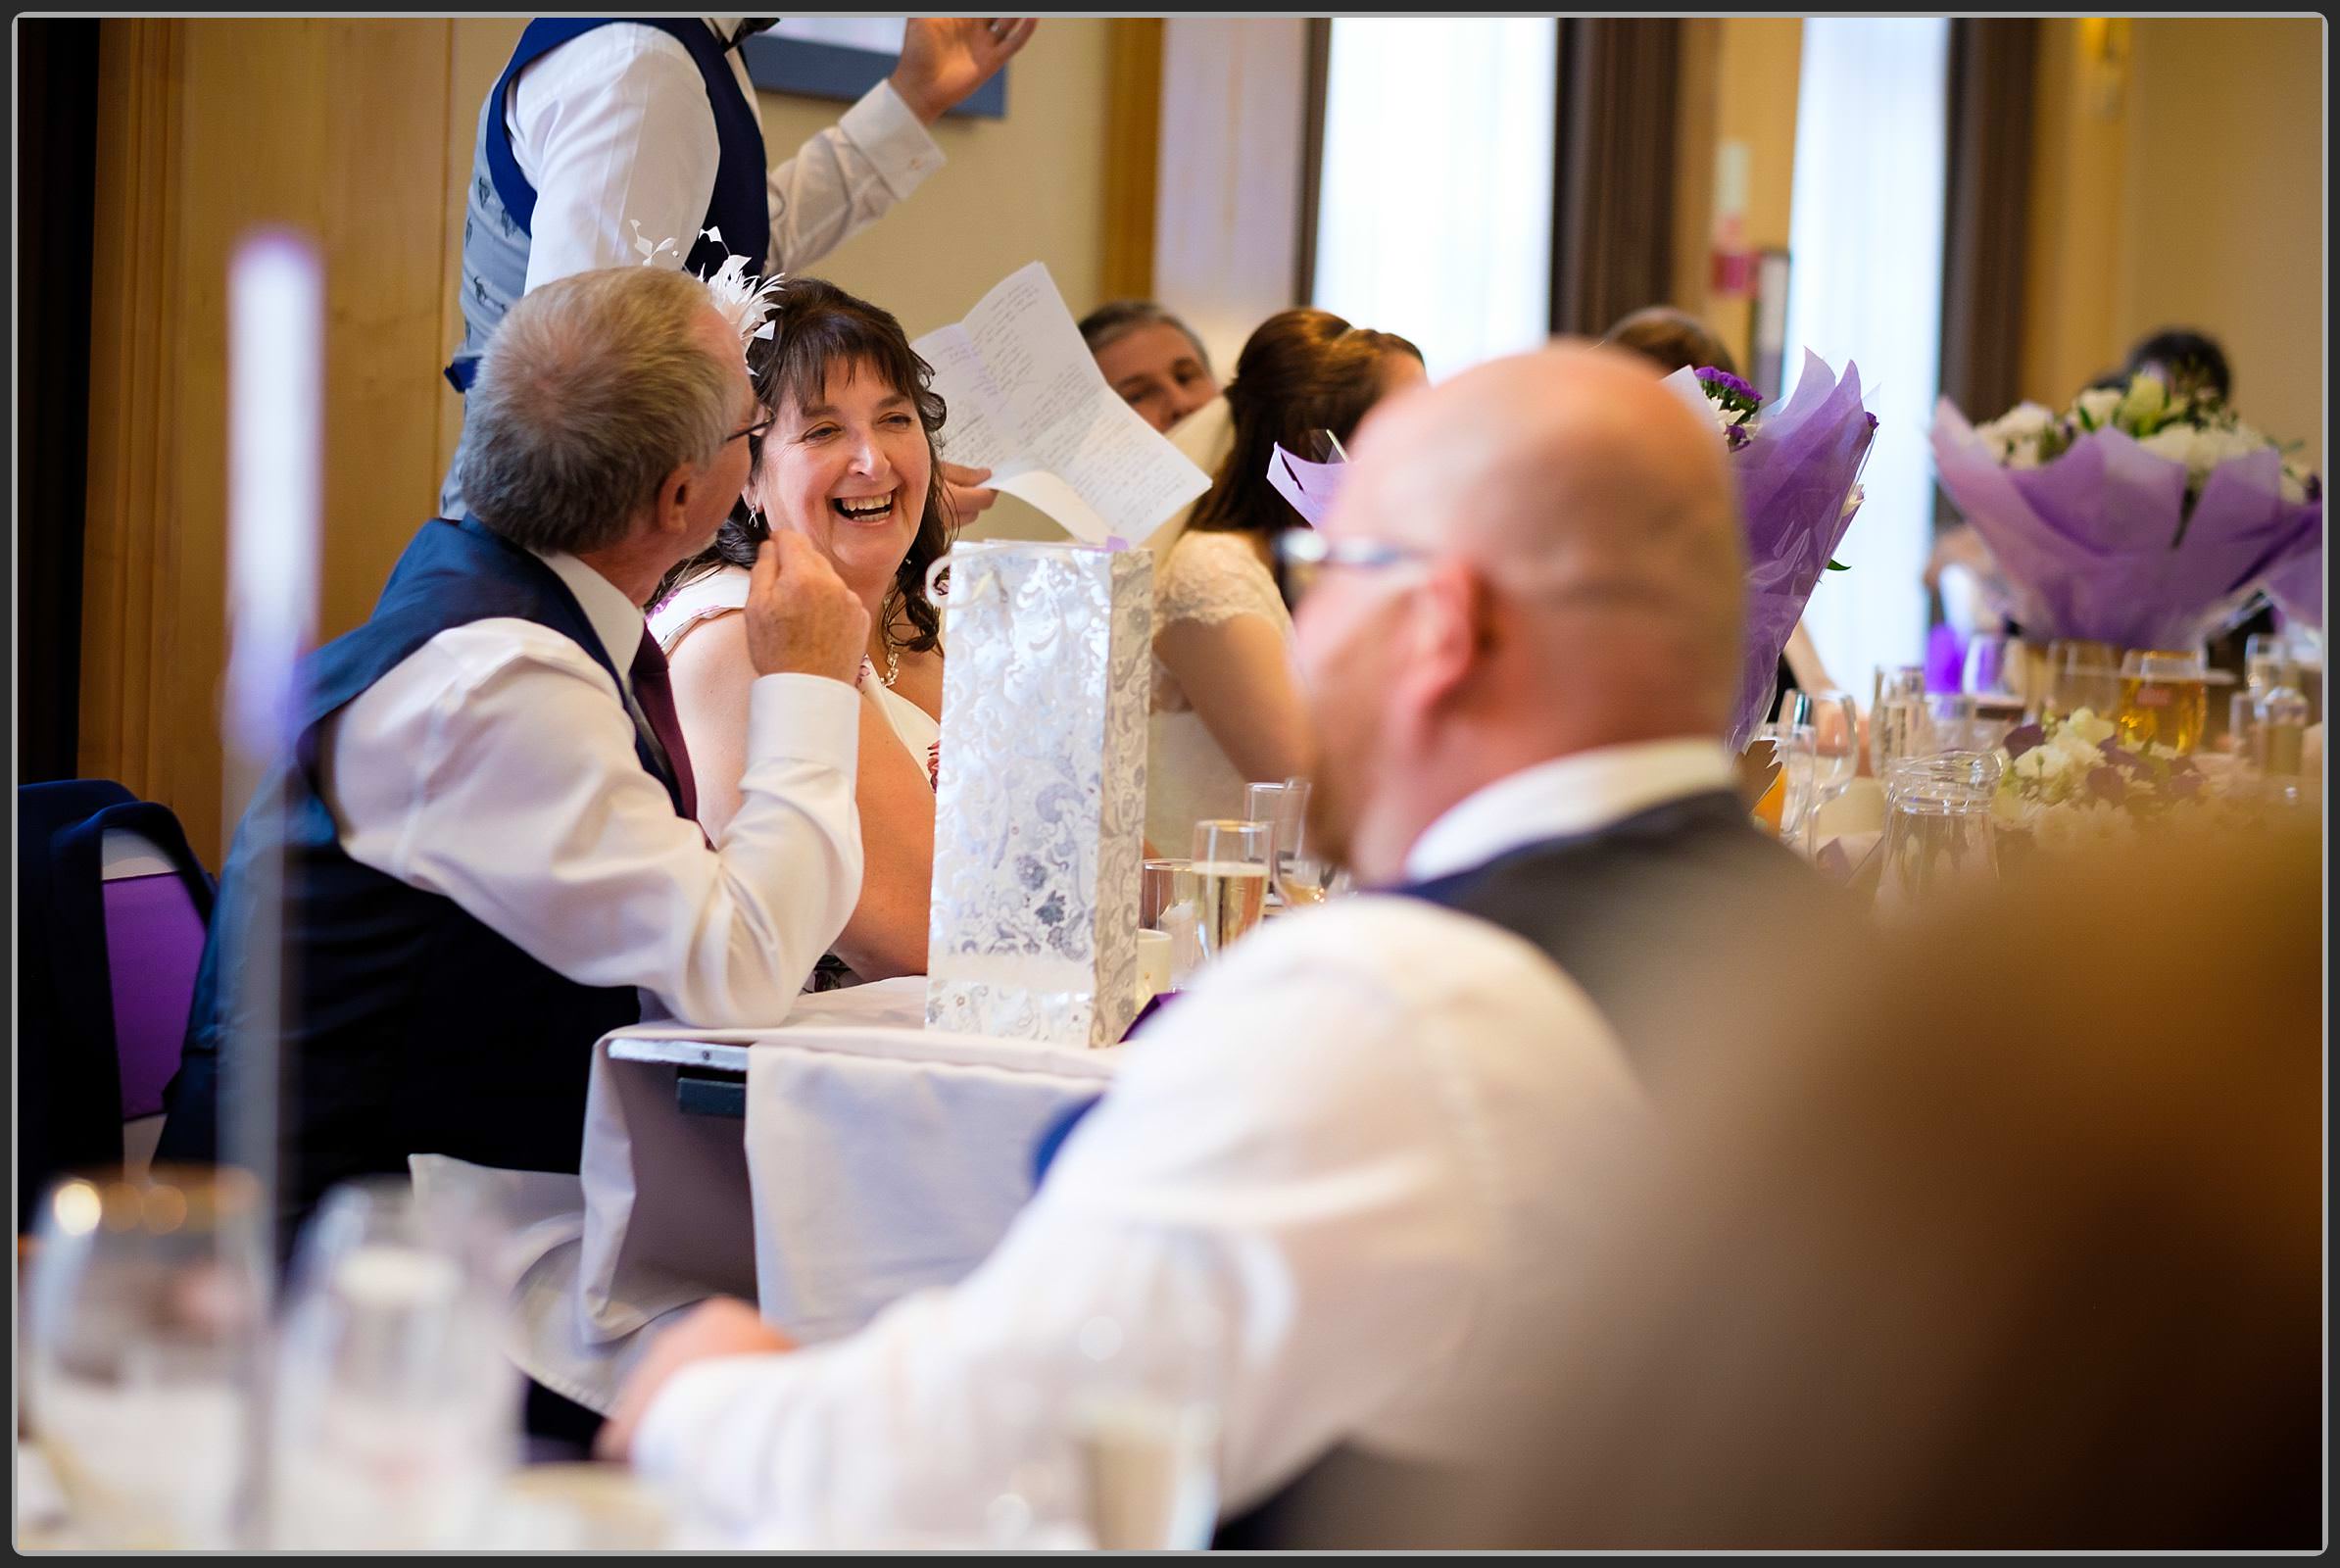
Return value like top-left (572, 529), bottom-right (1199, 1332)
top-left (1780, 17), bottom-right (1952, 693)
top-left (1311, 18), bottom-right (1558, 383)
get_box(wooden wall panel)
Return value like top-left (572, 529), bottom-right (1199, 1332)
top-left (82, 19), bottom-right (461, 861)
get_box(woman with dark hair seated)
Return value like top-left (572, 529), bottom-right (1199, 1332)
top-left (1146, 307), bottom-right (1425, 849)
top-left (651, 276), bottom-right (956, 985)
top-left (1601, 305), bottom-right (1738, 378)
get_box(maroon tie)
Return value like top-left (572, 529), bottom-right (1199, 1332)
top-left (629, 628), bottom-right (701, 825)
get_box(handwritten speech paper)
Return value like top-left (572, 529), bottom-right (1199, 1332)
top-left (913, 263), bottom-right (1211, 545)
top-left (1266, 443), bottom-right (1346, 528)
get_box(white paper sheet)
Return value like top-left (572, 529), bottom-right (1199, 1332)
top-left (913, 263), bottom-right (1211, 545)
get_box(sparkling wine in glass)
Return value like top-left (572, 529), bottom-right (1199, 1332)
top-left (1189, 819), bottom-right (1271, 962)
top-left (2117, 648), bottom-right (2209, 755)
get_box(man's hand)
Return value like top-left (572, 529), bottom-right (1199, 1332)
top-left (746, 527), bottom-right (870, 685)
top-left (891, 18), bottom-right (1038, 125)
top-left (940, 461), bottom-right (999, 526)
top-left (595, 1298), bottom-right (796, 1463)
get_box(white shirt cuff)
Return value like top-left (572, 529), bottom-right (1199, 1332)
top-left (840, 79), bottom-right (945, 198)
top-left (749, 671), bottom-right (862, 768)
top-left (631, 1353), bottom-right (769, 1490)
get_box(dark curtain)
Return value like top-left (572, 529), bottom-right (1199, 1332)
top-left (1937, 18), bottom-right (2039, 424)
top-left (1549, 20), bottom-right (1681, 339)
top-left (17, 21), bottom-right (104, 784)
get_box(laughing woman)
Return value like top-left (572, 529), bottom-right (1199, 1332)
top-left (651, 277), bottom-right (955, 985)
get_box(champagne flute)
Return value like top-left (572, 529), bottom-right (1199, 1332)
top-left (24, 1166), bottom-right (268, 1549)
top-left (1242, 784), bottom-right (1291, 912)
top-left (1189, 820), bottom-right (1272, 963)
top-left (1269, 778), bottom-right (1330, 908)
top-left (1801, 689), bottom-right (1861, 851)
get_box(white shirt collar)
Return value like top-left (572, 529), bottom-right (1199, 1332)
top-left (534, 550), bottom-right (650, 688)
top-left (1402, 738), bottom-right (1738, 883)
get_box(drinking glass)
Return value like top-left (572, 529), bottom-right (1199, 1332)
top-left (268, 1177), bottom-right (520, 1549)
top-left (1140, 858), bottom-right (1194, 931)
top-left (1875, 752), bottom-right (2003, 920)
top-left (2227, 689), bottom-right (2265, 766)
top-left (24, 1166), bottom-right (268, 1549)
top-left (2245, 631), bottom-right (2293, 698)
top-left (2045, 639), bottom-right (2121, 720)
top-left (1255, 778), bottom-right (1330, 909)
top-left (1765, 721), bottom-right (1819, 850)
top-left (1189, 820), bottom-right (1273, 962)
top-left (1242, 783), bottom-right (1292, 911)
top-left (1871, 664), bottom-right (1931, 778)
top-left (1961, 633), bottom-right (2021, 701)
top-left (2117, 648), bottom-right (2209, 755)
top-left (1064, 1241), bottom-right (1226, 1551)
top-left (1801, 690), bottom-right (1862, 848)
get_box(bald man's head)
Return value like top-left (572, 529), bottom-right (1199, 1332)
top-left (1292, 342), bottom-right (1751, 881)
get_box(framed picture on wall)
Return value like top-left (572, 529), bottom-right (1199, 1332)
top-left (740, 20), bottom-right (1008, 118)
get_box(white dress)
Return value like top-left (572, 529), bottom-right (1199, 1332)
top-left (1146, 529), bottom-right (1292, 853)
top-left (648, 564), bottom-right (941, 989)
top-left (648, 564), bottom-right (941, 785)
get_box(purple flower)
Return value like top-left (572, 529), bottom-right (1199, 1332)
top-left (1697, 368), bottom-right (1763, 407)
top-left (2086, 766), bottom-right (2127, 805)
top-left (2164, 770), bottom-right (2202, 800)
top-left (2004, 723), bottom-right (2046, 759)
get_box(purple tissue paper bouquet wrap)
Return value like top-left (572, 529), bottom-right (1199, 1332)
top-left (1929, 380), bottom-right (2322, 652)
top-left (1670, 351), bottom-right (1877, 753)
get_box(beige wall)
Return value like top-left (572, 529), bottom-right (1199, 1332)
top-left (1674, 20), bottom-right (1804, 370)
top-left (2023, 18), bottom-right (2323, 468)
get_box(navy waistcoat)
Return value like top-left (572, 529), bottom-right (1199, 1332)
top-left (160, 518), bottom-right (685, 1240)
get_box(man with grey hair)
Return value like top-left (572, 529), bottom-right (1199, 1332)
top-left (591, 343), bottom-right (1835, 1545)
top-left (163, 266), bottom-right (871, 1252)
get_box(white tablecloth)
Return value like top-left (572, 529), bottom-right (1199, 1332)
top-left (476, 979), bottom-right (1121, 1414)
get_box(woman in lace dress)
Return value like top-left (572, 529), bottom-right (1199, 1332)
top-left (650, 277), bottom-right (955, 985)
top-left (1147, 309), bottom-right (1426, 850)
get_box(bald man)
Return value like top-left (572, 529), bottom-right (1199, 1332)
top-left (596, 344), bottom-right (1820, 1545)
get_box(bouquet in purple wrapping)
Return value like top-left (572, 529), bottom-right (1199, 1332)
top-left (1929, 371), bottom-right (2322, 651)
top-left (1666, 351), bottom-right (1877, 752)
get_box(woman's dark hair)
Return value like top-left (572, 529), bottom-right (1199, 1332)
top-left (651, 276), bottom-right (957, 653)
top-left (2123, 327), bottom-right (2231, 401)
top-left (1603, 305), bottom-right (1738, 378)
top-left (1186, 308), bottom-right (1424, 539)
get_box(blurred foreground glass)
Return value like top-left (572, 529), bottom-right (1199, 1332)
top-left (1248, 779), bottom-right (1331, 909)
top-left (2228, 689), bottom-right (2265, 766)
top-left (1190, 820), bottom-right (1272, 962)
top-left (2245, 631), bottom-right (2292, 698)
top-left (1875, 752), bottom-right (2002, 920)
top-left (269, 1177), bottom-right (521, 1549)
top-left (1065, 1244), bottom-right (1226, 1549)
top-left (2117, 648), bottom-right (2208, 756)
top-left (24, 1166), bottom-right (268, 1548)
top-left (2044, 639), bottom-right (2121, 720)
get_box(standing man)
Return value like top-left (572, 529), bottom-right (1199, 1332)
top-left (439, 16), bottom-right (1035, 521)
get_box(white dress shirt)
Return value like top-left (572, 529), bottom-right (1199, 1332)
top-left (1402, 738), bottom-right (1739, 882)
top-left (632, 894), bottom-right (1644, 1539)
top-left (320, 550), bottom-right (865, 1027)
top-left (509, 18), bottom-right (944, 291)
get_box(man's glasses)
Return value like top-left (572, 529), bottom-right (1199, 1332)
top-left (727, 413), bottom-right (775, 446)
top-left (1272, 528), bottom-right (1431, 604)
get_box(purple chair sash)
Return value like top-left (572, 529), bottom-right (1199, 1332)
top-left (101, 871), bottom-right (209, 1120)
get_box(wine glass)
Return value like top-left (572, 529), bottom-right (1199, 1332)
top-left (2045, 639), bottom-right (2121, 720)
top-left (1871, 664), bottom-right (1930, 777)
top-left (1242, 783), bottom-right (1292, 912)
top-left (24, 1166), bottom-right (268, 1549)
top-left (268, 1177), bottom-right (521, 1549)
top-left (1799, 690), bottom-right (1861, 851)
top-left (1961, 633), bottom-right (2020, 702)
top-left (1189, 820), bottom-right (1272, 963)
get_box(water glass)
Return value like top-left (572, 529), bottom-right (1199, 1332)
top-left (1765, 721), bottom-right (1820, 850)
top-left (269, 1177), bottom-right (520, 1549)
top-left (1800, 690), bottom-right (1862, 845)
top-left (1257, 778), bottom-right (1331, 908)
top-left (2044, 639), bottom-right (2121, 720)
top-left (1875, 752), bottom-right (2003, 920)
top-left (2245, 631), bottom-right (2293, 698)
top-left (2117, 648), bottom-right (2209, 755)
top-left (24, 1166), bottom-right (269, 1549)
top-left (1961, 633), bottom-right (2021, 701)
top-left (1190, 819), bottom-right (1273, 962)
top-left (2229, 689), bottom-right (2265, 766)
top-left (1140, 858), bottom-right (1193, 931)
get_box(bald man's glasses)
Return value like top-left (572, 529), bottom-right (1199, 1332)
top-left (1274, 528), bottom-right (1431, 604)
